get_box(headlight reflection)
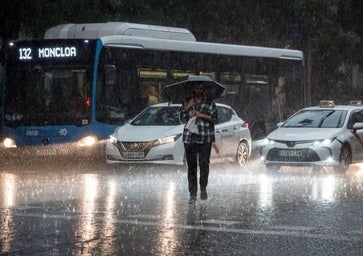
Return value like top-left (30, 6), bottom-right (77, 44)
top-left (158, 182), bottom-right (178, 255)
top-left (312, 175), bottom-right (336, 202)
top-left (78, 174), bottom-right (99, 242)
top-left (1, 173), bottom-right (17, 253)
top-left (257, 174), bottom-right (273, 209)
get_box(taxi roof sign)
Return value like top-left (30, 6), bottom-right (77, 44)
top-left (350, 100), bottom-right (362, 106)
top-left (319, 100), bottom-right (334, 107)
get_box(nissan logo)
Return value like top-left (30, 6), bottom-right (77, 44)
top-left (287, 141), bottom-right (295, 147)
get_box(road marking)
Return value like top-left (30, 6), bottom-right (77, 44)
top-left (271, 225), bottom-right (318, 231)
top-left (11, 206), bottom-right (43, 210)
top-left (128, 214), bottom-right (161, 219)
top-left (197, 219), bottom-right (242, 225)
top-left (129, 215), bottom-right (242, 226)
top-left (12, 212), bottom-right (361, 242)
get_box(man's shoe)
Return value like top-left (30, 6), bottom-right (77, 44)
top-left (189, 195), bottom-right (197, 203)
top-left (201, 189), bottom-right (208, 200)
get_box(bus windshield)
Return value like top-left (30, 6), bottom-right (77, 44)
top-left (4, 65), bottom-right (92, 128)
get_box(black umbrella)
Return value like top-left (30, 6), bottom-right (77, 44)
top-left (160, 75), bottom-right (225, 103)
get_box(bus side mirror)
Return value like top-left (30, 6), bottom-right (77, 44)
top-left (104, 65), bottom-right (116, 86)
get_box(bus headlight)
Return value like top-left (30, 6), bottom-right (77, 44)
top-left (3, 138), bottom-right (17, 148)
top-left (78, 136), bottom-right (97, 147)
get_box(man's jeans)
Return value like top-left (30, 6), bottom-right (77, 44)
top-left (184, 142), bottom-right (212, 196)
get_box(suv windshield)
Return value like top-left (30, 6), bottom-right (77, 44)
top-left (282, 109), bottom-right (347, 128)
top-left (131, 106), bottom-right (182, 126)
top-left (4, 66), bottom-right (92, 127)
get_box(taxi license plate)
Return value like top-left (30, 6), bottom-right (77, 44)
top-left (122, 151), bottom-right (145, 159)
top-left (279, 150), bottom-right (303, 157)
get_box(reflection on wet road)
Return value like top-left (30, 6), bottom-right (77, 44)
top-left (0, 159), bottom-right (362, 255)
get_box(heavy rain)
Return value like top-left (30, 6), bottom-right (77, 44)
top-left (1, 160), bottom-right (363, 255)
top-left (1, 1), bottom-right (363, 255)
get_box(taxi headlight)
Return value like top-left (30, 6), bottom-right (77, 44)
top-left (260, 138), bottom-right (274, 146)
top-left (266, 139), bottom-right (275, 145)
top-left (313, 138), bottom-right (334, 146)
top-left (153, 134), bottom-right (181, 147)
top-left (4, 138), bottom-right (17, 148)
top-left (109, 135), bottom-right (118, 144)
top-left (78, 136), bottom-right (97, 147)
top-left (260, 138), bottom-right (269, 146)
top-left (326, 156), bottom-right (334, 162)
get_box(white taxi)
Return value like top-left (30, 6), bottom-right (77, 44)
top-left (106, 102), bottom-right (251, 166)
top-left (261, 100), bottom-right (363, 172)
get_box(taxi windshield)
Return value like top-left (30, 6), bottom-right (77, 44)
top-left (131, 106), bottom-right (182, 126)
top-left (282, 109), bottom-right (347, 128)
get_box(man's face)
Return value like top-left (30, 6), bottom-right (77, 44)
top-left (192, 83), bottom-right (204, 97)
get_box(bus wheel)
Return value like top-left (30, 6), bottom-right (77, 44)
top-left (236, 141), bottom-right (249, 167)
top-left (265, 164), bottom-right (281, 172)
top-left (333, 144), bottom-right (351, 173)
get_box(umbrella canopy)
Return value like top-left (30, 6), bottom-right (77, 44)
top-left (160, 75), bottom-right (225, 103)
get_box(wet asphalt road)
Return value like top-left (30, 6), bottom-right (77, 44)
top-left (0, 158), bottom-right (363, 255)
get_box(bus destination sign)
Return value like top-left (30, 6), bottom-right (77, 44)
top-left (18, 46), bottom-right (77, 60)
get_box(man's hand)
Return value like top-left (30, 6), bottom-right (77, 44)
top-left (186, 98), bottom-right (195, 111)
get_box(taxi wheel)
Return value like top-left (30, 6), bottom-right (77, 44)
top-left (236, 141), bottom-right (249, 167)
top-left (266, 164), bottom-right (281, 172)
top-left (333, 145), bottom-right (351, 173)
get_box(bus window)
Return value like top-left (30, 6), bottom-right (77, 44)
top-left (96, 66), bottom-right (128, 124)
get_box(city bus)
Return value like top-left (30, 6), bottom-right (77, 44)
top-left (1, 22), bottom-right (305, 158)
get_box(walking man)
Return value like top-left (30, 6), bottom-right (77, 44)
top-left (179, 82), bottom-right (219, 203)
